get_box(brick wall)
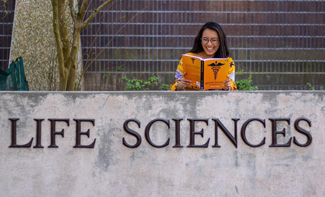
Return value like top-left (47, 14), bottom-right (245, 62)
top-left (0, 0), bottom-right (15, 70)
top-left (2, 1), bottom-right (324, 90)
top-left (81, 0), bottom-right (325, 90)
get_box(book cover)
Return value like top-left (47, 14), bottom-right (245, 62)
top-left (182, 54), bottom-right (234, 90)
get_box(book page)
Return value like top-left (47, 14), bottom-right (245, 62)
top-left (203, 58), bottom-right (232, 90)
top-left (182, 55), bottom-right (202, 89)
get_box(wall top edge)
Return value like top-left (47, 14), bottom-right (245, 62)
top-left (0, 90), bottom-right (323, 95)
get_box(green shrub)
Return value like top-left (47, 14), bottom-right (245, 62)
top-left (307, 82), bottom-right (315, 90)
top-left (122, 76), bottom-right (158, 90)
top-left (236, 75), bottom-right (258, 91)
top-left (158, 84), bottom-right (171, 90)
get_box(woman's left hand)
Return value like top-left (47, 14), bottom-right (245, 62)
top-left (222, 77), bottom-right (232, 90)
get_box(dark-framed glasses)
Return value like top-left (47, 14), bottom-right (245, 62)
top-left (201, 37), bottom-right (219, 45)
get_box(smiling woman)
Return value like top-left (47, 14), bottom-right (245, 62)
top-left (170, 22), bottom-right (237, 91)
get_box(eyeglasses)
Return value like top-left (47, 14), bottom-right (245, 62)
top-left (201, 37), bottom-right (219, 45)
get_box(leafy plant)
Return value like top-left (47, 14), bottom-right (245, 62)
top-left (117, 65), bottom-right (125, 72)
top-left (236, 69), bottom-right (245, 75)
top-left (306, 83), bottom-right (324, 90)
top-left (307, 82), bottom-right (315, 90)
top-left (159, 84), bottom-right (171, 90)
top-left (1, 0), bottom-right (9, 19)
top-left (236, 75), bottom-right (258, 91)
top-left (122, 76), bottom-right (159, 91)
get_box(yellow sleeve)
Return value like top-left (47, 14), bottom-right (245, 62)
top-left (228, 57), bottom-right (237, 91)
top-left (169, 57), bottom-right (185, 91)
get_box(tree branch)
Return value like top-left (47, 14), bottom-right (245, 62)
top-left (69, 0), bottom-right (77, 21)
top-left (83, 1), bottom-right (151, 72)
top-left (51, 0), bottom-right (66, 90)
top-left (58, 0), bottom-right (71, 67)
top-left (81, 0), bottom-right (115, 29)
top-left (65, 26), bottom-right (81, 90)
top-left (78, 0), bottom-right (88, 22)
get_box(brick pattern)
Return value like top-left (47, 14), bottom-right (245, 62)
top-left (0, 1), bottom-right (324, 90)
top-left (0, 0), bottom-right (15, 70)
top-left (81, 0), bottom-right (325, 90)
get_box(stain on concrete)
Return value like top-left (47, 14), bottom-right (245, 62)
top-left (95, 127), bottom-right (119, 172)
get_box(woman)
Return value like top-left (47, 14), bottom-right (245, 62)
top-left (170, 22), bottom-right (237, 91)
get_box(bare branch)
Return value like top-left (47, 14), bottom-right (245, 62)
top-left (58, 0), bottom-right (71, 66)
top-left (69, 0), bottom-right (77, 21)
top-left (81, 1), bottom-right (92, 22)
top-left (65, 27), bottom-right (81, 90)
top-left (81, 0), bottom-right (115, 29)
top-left (51, 0), bottom-right (67, 90)
top-left (79, 1), bottom-right (118, 64)
top-left (83, 1), bottom-right (152, 73)
top-left (78, 0), bottom-right (88, 21)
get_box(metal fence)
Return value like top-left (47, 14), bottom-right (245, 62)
top-left (1, 1), bottom-right (323, 90)
top-left (0, 0), bottom-right (15, 71)
top-left (81, 0), bottom-right (325, 90)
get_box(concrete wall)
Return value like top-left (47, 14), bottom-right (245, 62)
top-left (0, 91), bottom-right (324, 196)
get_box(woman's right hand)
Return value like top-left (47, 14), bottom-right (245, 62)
top-left (176, 72), bottom-right (192, 90)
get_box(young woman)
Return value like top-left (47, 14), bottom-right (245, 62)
top-left (170, 22), bottom-right (237, 91)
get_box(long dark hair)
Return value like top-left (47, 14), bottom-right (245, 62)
top-left (189, 22), bottom-right (230, 58)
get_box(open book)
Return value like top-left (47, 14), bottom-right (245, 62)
top-left (182, 54), bottom-right (234, 90)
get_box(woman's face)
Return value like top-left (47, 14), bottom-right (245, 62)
top-left (201, 28), bottom-right (220, 58)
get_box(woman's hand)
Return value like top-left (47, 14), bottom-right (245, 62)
top-left (222, 76), bottom-right (232, 90)
top-left (176, 72), bottom-right (192, 90)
